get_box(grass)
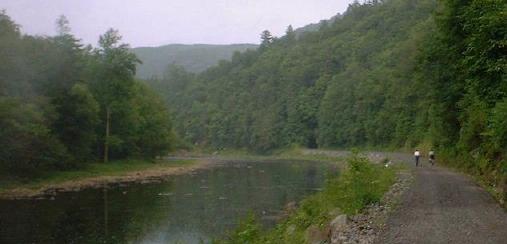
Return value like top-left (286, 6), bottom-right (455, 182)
top-left (0, 159), bottom-right (196, 195)
top-left (187, 146), bottom-right (349, 164)
top-left (214, 152), bottom-right (399, 244)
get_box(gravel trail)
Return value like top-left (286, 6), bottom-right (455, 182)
top-left (376, 161), bottom-right (507, 244)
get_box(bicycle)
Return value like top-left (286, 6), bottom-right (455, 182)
top-left (429, 157), bottom-right (435, 166)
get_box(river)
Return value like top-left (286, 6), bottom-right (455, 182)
top-left (0, 160), bottom-right (337, 243)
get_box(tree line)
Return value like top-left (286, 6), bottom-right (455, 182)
top-left (147, 0), bottom-right (505, 193)
top-left (0, 12), bottom-right (174, 175)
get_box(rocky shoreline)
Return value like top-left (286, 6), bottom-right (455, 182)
top-left (303, 167), bottom-right (413, 244)
top-left (329, 169), bottom-right (413, 244)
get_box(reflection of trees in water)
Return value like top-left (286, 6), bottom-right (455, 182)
top-left (47, 181), bottom-right (176, 243)
top-left (0, 161), bottom-right (334, 243)
top-left (305, 166), bottom-right (318, 188)
top-left (106, 181), bottom-right (176, 243)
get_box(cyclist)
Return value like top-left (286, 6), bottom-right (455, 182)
top-left (428, 150), bottom-right (435, 166)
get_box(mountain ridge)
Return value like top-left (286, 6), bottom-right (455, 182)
top-left (132, 43), bottom-right (258, 78)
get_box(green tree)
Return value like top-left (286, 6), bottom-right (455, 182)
top-left (260, 30), bottom-right (274, 46)
top-left (285, 25), bottom-right (296, 42)
top-left (52, 83), bottom-right (100, 161)
top-left (130, 83), bottom-right (174, 158)
top-left (89, 29), bottom-right (140, 162)
top-left (0, 98), bottom-right (70, 174)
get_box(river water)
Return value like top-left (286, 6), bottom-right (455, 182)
top-left (0, 160), bottom-right (336, 243)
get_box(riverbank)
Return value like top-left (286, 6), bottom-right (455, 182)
top-left (214, 153), bottom-right (406, 243)
top-left (0, 148), bottom-right (397, 201)
top-left (0, 148), bottom-right (349, 200)
top-left (0, 158), bottom-right (214, 200)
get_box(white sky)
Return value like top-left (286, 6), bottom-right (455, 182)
top-left (1, 0), bottom-right (354, 47)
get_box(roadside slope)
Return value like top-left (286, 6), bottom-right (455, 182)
top-left (376, 165), bottom-right (507, 244)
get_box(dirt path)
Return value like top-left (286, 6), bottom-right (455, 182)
top-left (376, 162), bottom-right (507, 243)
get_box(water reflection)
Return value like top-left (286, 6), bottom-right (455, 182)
top-left (0, 160), bottom-right (336, 243)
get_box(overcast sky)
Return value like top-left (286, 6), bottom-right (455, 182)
top-left (2, 0), bottom-right (354, 47)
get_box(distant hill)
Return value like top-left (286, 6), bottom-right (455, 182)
top-left (131, 17), bottom-right (345, 79)
top-left (132, 44), bottom-right (258, 78)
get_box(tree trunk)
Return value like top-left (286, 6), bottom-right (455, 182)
top-left (104, 107), bottom-right (110, 163)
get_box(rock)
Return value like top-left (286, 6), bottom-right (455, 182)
top-left (285, 201), bottom-right (298, 213)
top-left (331, 214), bottom-right (348, 230)
top-left (305, 225), bottom-right (330, 244)
top-left (286, 225), bottom-right (296, 235)
top-left (350, 214), bottom-right (364, 223)
top-left (328, 208), bottom-right (342, 217)
top-left (330, 229), bottom-right (348, 244)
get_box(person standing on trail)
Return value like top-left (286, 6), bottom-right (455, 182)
top-left (429, 150), bottom-right (435, 166)
top-left (414, 149), bottom-right (421, 167)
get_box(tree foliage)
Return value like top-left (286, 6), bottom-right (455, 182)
top-left (0, 13), bottom-right (174, 175)
top-left (147, 0), bottom-right (505, 193)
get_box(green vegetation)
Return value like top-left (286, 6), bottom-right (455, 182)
top-left (182, 147), bottom-right (348, 164)
top-left (1, 0), bottom-right (504, 202)
top-left (148, 0), bottom-right (438, 152)
top-left (132, 44), bottom-right (258, 78)
top-left (146, 0), bottom-right (506, 201)
top-left (0, 159), bottom-right (195, 194)
top-left (214, 153), bottom-right (397, 243)
top-left (0, 13), bottom-right (175, 176)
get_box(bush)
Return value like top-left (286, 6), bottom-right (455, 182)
top-left (487, 98), bottom-right (507, 154)
top-left (216, 213), bottom-right (262, 244)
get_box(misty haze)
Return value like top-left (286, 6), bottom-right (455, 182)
top-left (0, 0), bottom-right (506, 243)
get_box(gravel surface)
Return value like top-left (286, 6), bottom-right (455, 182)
top-left (376, 163), bottom-right (507, 244)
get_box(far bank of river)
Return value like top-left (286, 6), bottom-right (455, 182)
top-left (0, 158), bottom-right (214, 200)
top-left (0, 152), bottom-right (346, 200)
top-left (0, 150), bottom-right (393, 200)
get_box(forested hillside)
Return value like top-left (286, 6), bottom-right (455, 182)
top-left (148, 0), bottom-right (506, 194)
top-left (132, 44), bottom-right (258, 78)
top-left (0, 12), bottom-right (174, 175)
top-left (149, 0), bottom-right (437, 150)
